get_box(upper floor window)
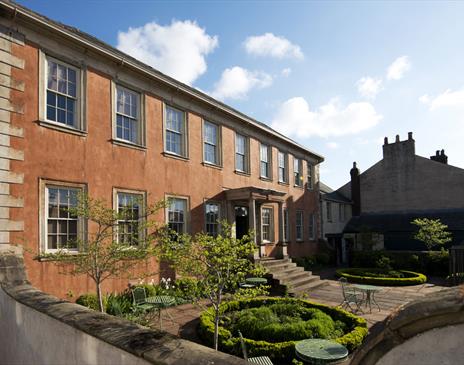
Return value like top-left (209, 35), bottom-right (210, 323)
top-left (261, 207), bottom-right (273, 242)
top-left (235, 133), bottom-right (249, 173)
top-left (278, 151), bottom-right (288, 183)
top-left (165, 105), bottom-right (187, 157)
top-left (205, 202), bottom-right (220, 236)
top-left (296, 210), bottom-right (304, 241)
top-left (203, 121), bottom-right (220, 165)
top-left (309, 213), bottom-right (316, 240)
top-left (45, 57), bottom-right (80, 129)
top-left (327, 202), bottom-right (333, 222)
top-left (116, 192), bottom-right (143, 246)
top-left (260, 144), bottom-right (271, 179)
top-left (167, 197), bottom-right (188, 234)
top-left (307, 162), bottom-right (313, 190)
top-left (294, 158), bottom-right (303, 187)
top-left (45, 185), bottom-right (81, 252)
top-left (115, 85), bottom-right (142, 145)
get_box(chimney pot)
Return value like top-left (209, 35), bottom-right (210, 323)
top-left (441, 149), bottom-right (445, 156)
top-left (384, 137), bottom-right (388, 145)
top-left (436, 150), bottom-right (440, 156)
top-left (395, 135), bottom-right (400, 142)
top-left (408, 132), bottom-right (413, 140)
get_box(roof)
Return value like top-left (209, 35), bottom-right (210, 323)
top-left (320, 182), bottom-right (352, 203)
top-left (0, 0), bottom-right (324, 162)
top-left (344, 209), bottom-right (464, 233)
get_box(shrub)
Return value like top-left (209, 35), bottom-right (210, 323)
top-left (76, 293), bottom-right (107, 311)
top-left (198, 297), bottom-right (367, 362)
top-left (106, 292), bottom-right (133, 316)
top-left (336, 268), bottom-right (427, 286)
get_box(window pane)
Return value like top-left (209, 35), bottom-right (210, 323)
top-left (236, 154), bottom-right (245, 171)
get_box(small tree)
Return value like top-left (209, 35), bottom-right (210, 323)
top-left (411, 218), bottom-right (452, 251)
top-left (156, 222), bottom-right (265, 351)
top-left (42, 193), bottom-right (166, 312)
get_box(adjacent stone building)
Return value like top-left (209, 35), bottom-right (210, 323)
top-left (337, 132), bottom-right (464, 251)
top-left (0, 1), bottom-right (324, 299)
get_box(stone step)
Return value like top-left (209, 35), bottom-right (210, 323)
top-left (269, 265), bottom-right (303, 276)
top-left (273, 270), bottom-right (309, 282)
top-left (289, 275), bottom-right (321, 288)
top-left (262, 262), bottom-right (298, 272)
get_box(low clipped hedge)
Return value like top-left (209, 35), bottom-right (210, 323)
top-left (198, 297), bottom-right (367, 363)
top-left (336, 268), bottom-right (427, 286)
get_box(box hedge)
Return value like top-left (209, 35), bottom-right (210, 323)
top-left (336, 268), bottom-right (427, 286)
top-left (198, 297), bottom-right (367, 363)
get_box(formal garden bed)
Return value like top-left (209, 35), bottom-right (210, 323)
top-left (336, 268), bottom-right (427, 286)
top-left (198, 297), bottom-right (367, 363)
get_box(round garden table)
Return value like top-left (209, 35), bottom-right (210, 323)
top-left (245, 277), bottom-right (268, 286)
top-left (353, 284), bottom-right (382, 313)
top-left (295, 339), bottom-right (348, 364)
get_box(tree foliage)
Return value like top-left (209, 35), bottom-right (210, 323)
top-left (156, 221), bottom-right (266, 350)
top-left (41, 193), bottom-right (166, 312)
top-left (411, 218), bottom-right (452, 251)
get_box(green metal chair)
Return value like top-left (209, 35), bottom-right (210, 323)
top-left (238, 331), bottom-right (273, 365)
top-left (131, 287), bottom-right (156, 313)
top-left (339, 277), bottom-right (364, 313)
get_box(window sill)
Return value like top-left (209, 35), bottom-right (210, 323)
top-left (278, 181), bottom-right (289, 186)
top-left (111, 139), bottom-right (147, 151)
top-left (294, 184), bottom-right (304, 190)
top-left (202, 161), bottom-right (222, 170)
top-left (296, 239), bottom-right (304, 243)
top-left (260, 176), bottom-right (273, 182)
top-left (162, 151), bottom-right (189, 162)
top-left (36, 251), bottom-right (84, 261)
top-left (38, 119), bottom-right (87, 137)
top-left (234, 170), bottom-right (251, 177)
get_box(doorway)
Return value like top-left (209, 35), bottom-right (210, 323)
top-left (235, 206), bottom-right (249, 239)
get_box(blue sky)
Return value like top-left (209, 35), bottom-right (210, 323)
top-left (19, 1), bottom-right (464, 188)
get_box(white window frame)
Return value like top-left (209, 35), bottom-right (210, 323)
top-left (307, 162), bottom-right (314, 190)
top-left (113, 188), bottom-right (146, 246)
top-left (296, 210), bottom-right (304, 241)
top-left (164, 104), bottom-right (188, 158)
top-left (261, 207), bottom-right (274, 243)
top-left (112, 83), bottom-right (145, 147)
top-left (202, 120), bottom-right (221, 166)
top-left (278, 151), bottom-right (288, 183)
top-left (309, 213), bottom-right (316, 240)
top-left (39, 51), bottom-right (85, 133)
top-left (294, 157), bottom-right (303, 187)
top-left (39, 179), bottom-right (86, 254)
top-left (205, 201), bottom-right (221, 236)
top-left (235, 133), bottom-right (249, 173)
top-left (165, 195), bottom-right (189, 234)
top-left (260, 143), bottom-right (272, 179)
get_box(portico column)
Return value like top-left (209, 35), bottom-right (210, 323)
top-left (277, 202), bottom-right (288, 258)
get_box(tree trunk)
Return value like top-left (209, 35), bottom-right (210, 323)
top-left (214, 309), bottom-right (220, 351)
top-left (96, 280), bottom-right (104, 313)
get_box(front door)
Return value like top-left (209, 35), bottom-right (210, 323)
top-left (235, 206), bottom-right (249, 239)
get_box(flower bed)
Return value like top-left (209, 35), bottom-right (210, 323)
top-left (198, 297), bottom-right (367, 363)
top-left (336, 268), bottom-right (427, 286)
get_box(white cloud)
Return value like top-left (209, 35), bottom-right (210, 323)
top-left (326, 142), bottom-right (339, 149)
top-left (211, 66), bottom-right (272, 100)
top-left (243, 33), bottom-right (304, 59)
top-left (271, 97), bottom-right (382, 138)
top-left (117, 20), bottom-right (218, 85)
top-left (281, 68), bottom-right (292, 77)
top-left (356, 77), bottom-right (383, 99)
top-left (419, 88), bottom-right (464, 110)
top-left (386, 56), bottom-right (411, 80)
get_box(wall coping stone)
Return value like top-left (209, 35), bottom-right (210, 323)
top-left (0, 249), bottom-right (245, 365)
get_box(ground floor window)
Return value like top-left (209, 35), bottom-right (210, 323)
top-left (205, 202), bottom-right (220, 236)
top-left (296, 210), bottom-right (304, 241)
top-left (261, 207), bottom-right (273, 242)
top-left (283, 208), bottom-right (289, 242)
top-left (309, 213), bottom-right (316, 240)
top-left (167, 197), bottom-right (188, 234)
top-left (116, 191), bottom-right (144, 246)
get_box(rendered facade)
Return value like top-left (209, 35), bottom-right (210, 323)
top-left (0, 1), bottom-right (324, 298)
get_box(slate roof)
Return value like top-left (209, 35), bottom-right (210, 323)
top-left (344, 209), bottom-right (464, 233)
top-left (320, 182), bottom-right (352, 203)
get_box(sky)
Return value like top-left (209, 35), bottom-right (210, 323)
top-left (18, 0), bottom-right (464, 189)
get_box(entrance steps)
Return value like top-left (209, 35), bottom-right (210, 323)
top-left (259, 258), bottom-right (327, 296)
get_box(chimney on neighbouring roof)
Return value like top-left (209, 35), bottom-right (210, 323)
top-left (350, 162), bottom-right (361, 216)
top-left (382, 132), bottom-right (415, 161)
top-left (430, 149), bottom-right (448, 164)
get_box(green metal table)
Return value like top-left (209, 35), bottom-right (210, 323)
top-left (145, 295), bottom-right (176, 329)
top-left (295, 339), bottom-right (348, 364)
top-left (353, 284), bottom-right (382, 313)
top-left (245, 277), bottom-right (268, 286)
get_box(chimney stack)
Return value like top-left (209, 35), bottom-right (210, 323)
top-left (382, 132), bottom-right (415, 161)
top-left (430, 149), bottom-right (448, 164)
top-left (350, 162), bottom-right (361, 216)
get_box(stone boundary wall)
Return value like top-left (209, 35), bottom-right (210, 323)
top-left (0, 248), bottom-right (245, 365)
top-left (350, 284), bottom-right (464, 364)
